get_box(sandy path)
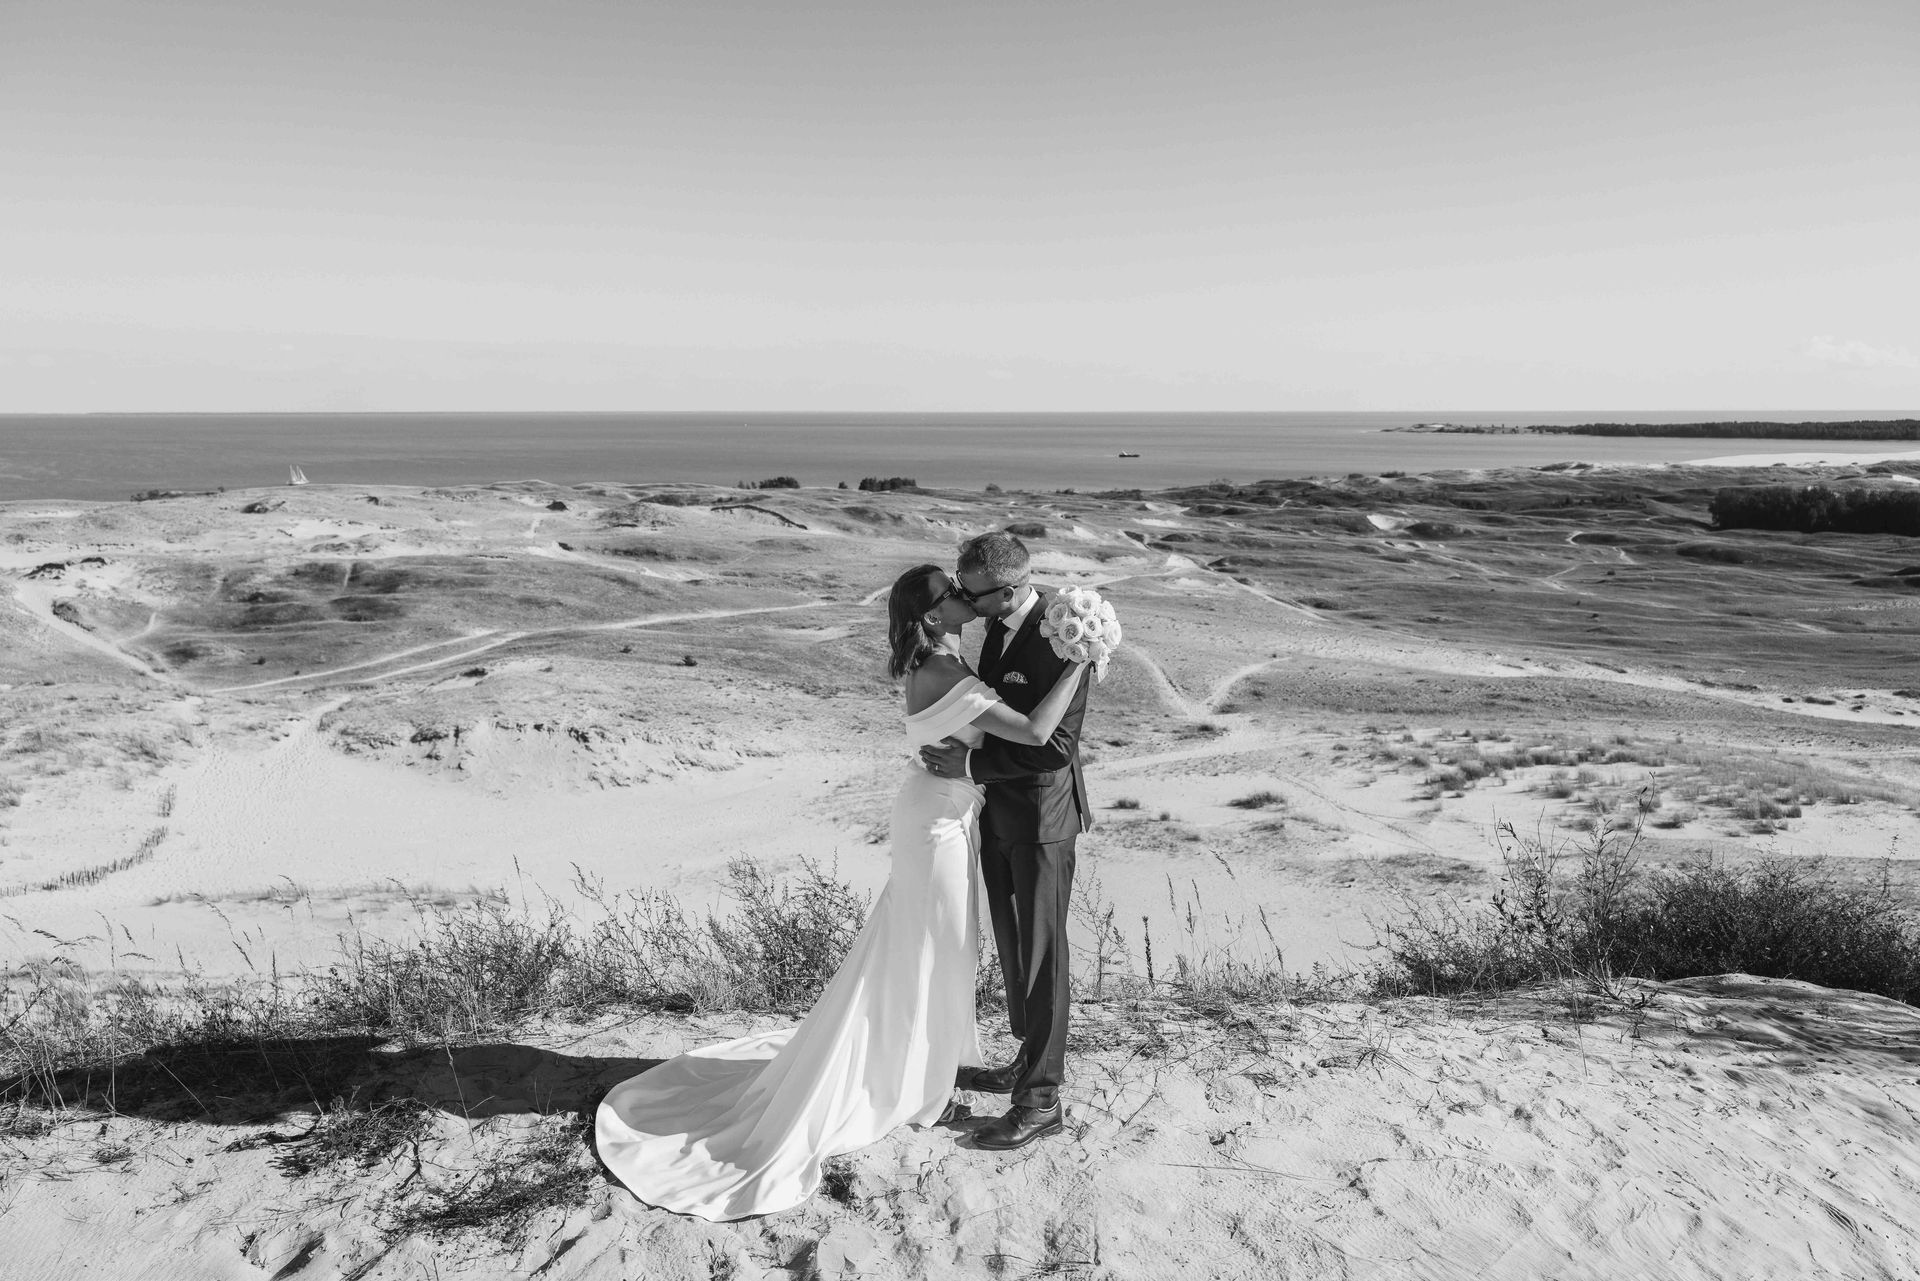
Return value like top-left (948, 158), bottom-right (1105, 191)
top-left (209, 631), bottom-right (505, 693)
top-left (1120, 643), bottom-right (1211, 719)
top-left (208, 602), bottom-right (826, 694)
top-left (7, 580), bottom-right (174, 682)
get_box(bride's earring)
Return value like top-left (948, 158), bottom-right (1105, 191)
top-left (922, 613), bottom-right (944, 636)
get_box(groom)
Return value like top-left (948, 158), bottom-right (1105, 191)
top-left (920, 531), bottom-right (1092, 1151)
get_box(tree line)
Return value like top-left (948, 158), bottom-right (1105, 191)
top-left (1711, 483), bottom-right (1920, 535)
top-left (1530, 420), bottom-right (1920, 439)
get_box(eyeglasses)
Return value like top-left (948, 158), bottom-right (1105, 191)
top-left (929, 578), bottom-right (963, 609)
top-left (951, 574), bottom-right (1027, 605)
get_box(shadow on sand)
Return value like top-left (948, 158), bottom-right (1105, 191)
top-left (26, 1036), bottom-right (663, 1126)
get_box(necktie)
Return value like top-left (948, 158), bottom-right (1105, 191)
top-left (980, 617), bottom-right (1008, 678)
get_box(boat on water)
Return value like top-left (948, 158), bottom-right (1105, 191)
top-left (1117, 451), bottom-right (1140, 458)
top-left (289, 466), bottom-right (308, 485)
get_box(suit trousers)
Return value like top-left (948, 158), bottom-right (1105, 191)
top-left (978, 831), bottom-right (1076, 1110)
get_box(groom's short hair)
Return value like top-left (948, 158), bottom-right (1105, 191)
top-left (957, 531), bottom-right (1030, 585)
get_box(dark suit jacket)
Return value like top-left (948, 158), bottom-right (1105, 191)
top-left (970, 589), bottom-right (1092, 845)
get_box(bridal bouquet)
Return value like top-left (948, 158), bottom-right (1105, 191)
top-left (1039, 586), bottom-right (1124, 681)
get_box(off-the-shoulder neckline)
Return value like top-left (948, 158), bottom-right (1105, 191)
top-left (904, 673), bottom-right (993, 720)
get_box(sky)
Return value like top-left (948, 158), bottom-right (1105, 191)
top-left (2, 0), bottom-right (1916, 412)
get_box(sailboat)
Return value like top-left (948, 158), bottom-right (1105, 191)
top-left (289, 466), bottom-right (309, 486)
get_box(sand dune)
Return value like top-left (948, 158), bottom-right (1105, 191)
top-left (4, 470), bottom-right (1920, 1277)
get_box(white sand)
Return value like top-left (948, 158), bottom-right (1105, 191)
top-left (1688, 446), bottom-right (1920, 468)
top-left (3, 977), bottom-right (1916, 1279)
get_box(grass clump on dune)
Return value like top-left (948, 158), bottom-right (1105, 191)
top-left (313, 856), bottom-right (870, 1042)
top-left (1, 857), bottom-right (869, 1130)
top-left (1376, 813), bottom-right (1920, 1003)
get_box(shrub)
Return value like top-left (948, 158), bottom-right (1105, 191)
top-left (1109, 797), bottom-right (1142, 810)
top-left (1228, 790), bottom-right (1283, 810)
top-left (756, 476), bottom-right (800, 489)
top-left (311, 894), bottom-right (578, 1042)
top-left (857, 477), bottom-right (917, 492)
top-left (701, 859), bottom-right (867, 1011)
top-left (4, 858), bottom-right (877, 1125)
top-left (1003, 521), bottom-right (1047, 538)
top-left (1375, 816), bottom-right (1920, 1003)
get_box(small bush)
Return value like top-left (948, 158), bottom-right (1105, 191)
top-left (312, 895), bottom-right (578, 1042)
top-left (5, 859), bottom-right (876, 1121)
top-left (1375, 816), bottom-right (1920, 1003)
top-left (756, 476), bottom-right (800, 489)
top-left (1110, 797), bottom-right (1142, 810)
top-left (857, 476), bottom-right (917, 492)
top-left (1228, 790), bottom-right (1283, 810)
top-left (702, 859), bottom-right (868, 1011)
top-left (1003, 521), bottom-right (1048, 538)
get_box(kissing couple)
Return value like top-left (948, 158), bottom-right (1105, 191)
top-left (595, 531), bottom-right (1097, 1221)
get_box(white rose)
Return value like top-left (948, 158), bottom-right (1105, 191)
top-left (1070, 592), bottom-right (1099, 618)
top-left (1066, 641), bottom-right (1092, 663)
top-left (1045, 600), bottom-right (1072, 627)
top-left (1106, 621), bottom-right (1123, 646)
top-left (1058, 617), bottom-right (1086, 644)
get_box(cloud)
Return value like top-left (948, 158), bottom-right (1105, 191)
top-left (1806, 335), bottom-right (1919, 370)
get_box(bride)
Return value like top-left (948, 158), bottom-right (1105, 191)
top-left (595, 563), bottom-right (1090, 1221)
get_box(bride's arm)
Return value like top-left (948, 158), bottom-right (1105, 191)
top-left (913, 655), bottom-right (1088, 747)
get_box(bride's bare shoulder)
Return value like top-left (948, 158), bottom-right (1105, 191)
top-left (905, 653), bottom-right (972, 713)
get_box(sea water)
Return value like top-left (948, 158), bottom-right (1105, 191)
top-left (0, 410), bottom-right (1909, 502)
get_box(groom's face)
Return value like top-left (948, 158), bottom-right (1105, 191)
top-left (956, 568), bottom-right (1023, 620)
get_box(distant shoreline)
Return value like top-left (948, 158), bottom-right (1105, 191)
top-left (1389, 419), bottom-right (1920, 440)
top-left (9, 411), bottom-right (1920, 501)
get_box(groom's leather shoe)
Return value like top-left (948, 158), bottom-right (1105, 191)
top-left (965, 1061), bottom-right (1023, 1094)
top-left (971, 1103), bottom-right (1064, 1151)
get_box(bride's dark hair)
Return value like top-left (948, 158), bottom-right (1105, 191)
top-left (887, 563), bottom-right (945, 678)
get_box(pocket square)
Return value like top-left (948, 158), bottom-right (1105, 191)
top-left (1003, 671), bottom-right (1028, 685)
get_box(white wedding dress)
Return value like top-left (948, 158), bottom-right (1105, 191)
top-left (594, 676), bottom-right (996, 1221)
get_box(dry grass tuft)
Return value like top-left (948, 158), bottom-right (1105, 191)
top-left (384, 1111), bottom-right (598, 1248)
